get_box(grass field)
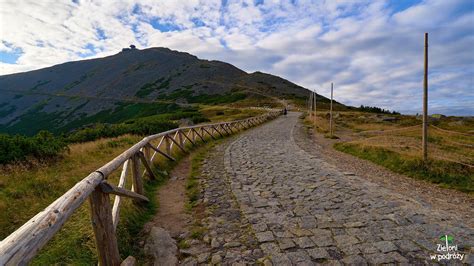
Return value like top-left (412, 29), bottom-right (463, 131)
top-left (303, 111), bottom-right (474, 193)
top-left (199, 105), bottom-right (267, 122)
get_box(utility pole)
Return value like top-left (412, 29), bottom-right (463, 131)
top-left (422, 33), bottom-right (428, 161)
top-left (314, 90), bottom-right (318, 128)
top-left (329, 83), bottom-right (334, 137)
top-left (308, 91), bottom-right (313, 118)
top-left (311, 91), bottom-right (315, 124)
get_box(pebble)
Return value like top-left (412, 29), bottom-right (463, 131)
top-left (211, 254), bottom-right (222, 265)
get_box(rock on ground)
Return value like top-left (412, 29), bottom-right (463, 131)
top-left (144, 227), bottom-right (178, 265)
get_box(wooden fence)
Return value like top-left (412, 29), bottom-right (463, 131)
top-left (0, 110), bottom-right (282, 265)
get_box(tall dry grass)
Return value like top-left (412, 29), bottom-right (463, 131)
top-left (303, 111), bottom-right (474, 192)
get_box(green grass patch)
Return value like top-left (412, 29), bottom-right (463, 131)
top-left (185, 145), bottom-right (210, 211)
top-left (29, 80), bottom-right (51, 91)
top-left (161, 87), bottom-right (247, 105)
top-left (58, 102), bottom-right (180, 132)
top-left (178, 239), bottom-right (190, 249)
top-left (63, 72), bottom-right (93, 91)
top-left (324, 134), bottom-right (339, 139)
top-left (190, 227), bottom-right (206, 239)
top-left (334, 143), bottom-right (473, 193)
top-left (189, 92), bottom-right (246, 104)
top-left (135, 77), bottom-right (169, 98)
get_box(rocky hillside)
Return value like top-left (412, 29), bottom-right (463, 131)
top-left (0, 47), bottom-right (320, 135)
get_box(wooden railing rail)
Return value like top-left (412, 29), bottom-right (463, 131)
top-left (0, 110), bottom-right (282, 265)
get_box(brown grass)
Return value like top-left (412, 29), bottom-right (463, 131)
top-left (199, 105), bottom-right (266, 122)
top-left (305, 111), bottom-right (473, 166)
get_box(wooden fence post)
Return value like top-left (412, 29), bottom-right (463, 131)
top-left (89, 186), bottom-right (121, 265)
top-left (164, 135), bottom-right (171, 156)
top-left (144, 145), bottom-right (151, 164)
top-left (131, 154), bottom-right (144, 195)
top-left (138, 152), bottom-right (156, 180)
top-left (178, 130), bottom-right (184, 148)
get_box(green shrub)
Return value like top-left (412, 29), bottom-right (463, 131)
top-left (191, 116), bottom-right (211, 124)
top-left (67, 118), bottom-right (177, 143)
top-left (0, 131), bottom-right (68, 164)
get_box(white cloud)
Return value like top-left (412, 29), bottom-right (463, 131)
top-left (0, 0), bottom-right (473, 115)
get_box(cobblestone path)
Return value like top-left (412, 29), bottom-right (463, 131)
top-left (180, 141), bottom-right (263, 265)
top-left (219, 112), bottom-right (473, 265)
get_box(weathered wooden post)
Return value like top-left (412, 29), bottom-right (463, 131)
top-left (131, 153), bottom-right (144, 195)
top-left (178, 130), bottom-right (184, 148)
top-left (144, 145), bottom-right (152, 165)
top-left (313, 90), bottom-right (316, 125)
top-left (89, 186), bottom-right (121, 265)
top-left (313, 90), bottom-right (317, 125)
top-left (312, 91), bottom-right (315, 121)
top-left (165, 135), bottom-right (172, 156)
top-left (422, 32), bottom-right (429, 162)
top-left (112, 159), bottom-right (129, 230)
top-left (138, 151), bottom-right (156, 180)
top-left (329, 83), bottom-right (334, 137)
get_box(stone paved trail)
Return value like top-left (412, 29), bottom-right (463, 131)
top-left (180, 141), bottom-right (263, 265)
top-left (219, 112), bottom-right (473, 265)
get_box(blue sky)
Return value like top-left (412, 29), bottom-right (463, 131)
top-left (0, 0), bottom-right (473, 115)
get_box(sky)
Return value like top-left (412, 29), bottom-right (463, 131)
top-left (0, 0), bottom-right (473, 115)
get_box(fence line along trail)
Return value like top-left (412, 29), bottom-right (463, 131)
top-left (0, 110), bottom-right (282, 265)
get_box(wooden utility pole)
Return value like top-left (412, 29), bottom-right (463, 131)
top-left (308, 91), bottom-right (312, 117)
top-left (313, 90), bottom-right (317, 125)
top-left (312, 92), bottom-right (314, 119)
top-left (329, 83), bottom-right (334, 137)
top-left (422, 33), bottom-right (429, 161)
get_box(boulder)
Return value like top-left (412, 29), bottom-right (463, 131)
top-left (144, 227), bottom-right (178, 266)
top-left (121, 256), bottom-right (137, 266)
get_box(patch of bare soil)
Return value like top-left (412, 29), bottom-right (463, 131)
top-left (294, 120), bottom-right (474, 224)
top-left (144, 156), bottom-right (192, 238)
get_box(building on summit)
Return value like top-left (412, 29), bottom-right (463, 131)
top-left (122, 45), bottom-right (137, 52)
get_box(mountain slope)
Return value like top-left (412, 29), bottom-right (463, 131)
top-left (0, 47), bottom-right (321, 135)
